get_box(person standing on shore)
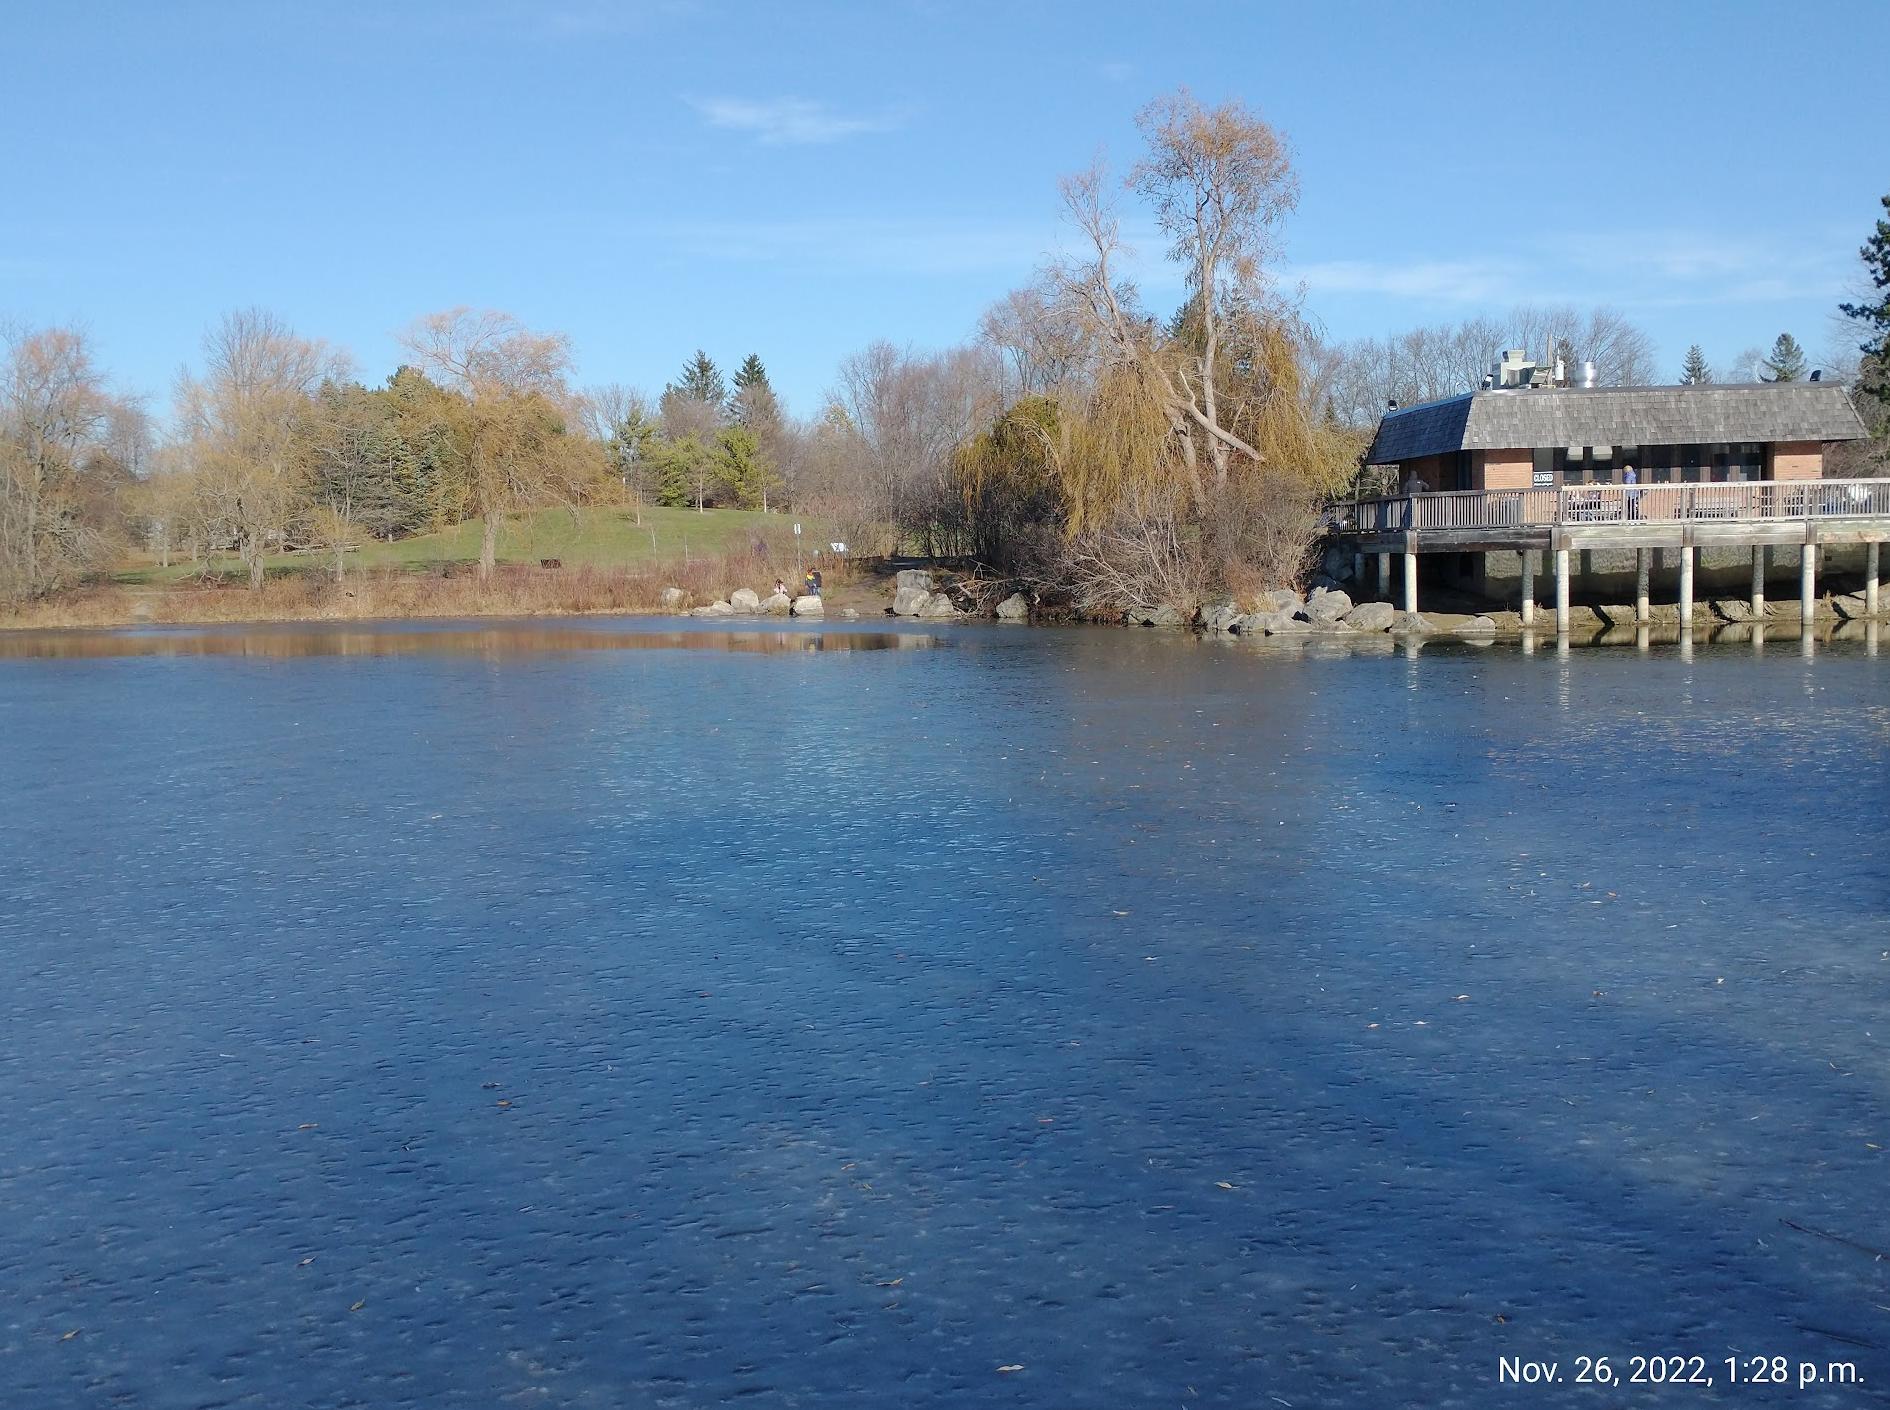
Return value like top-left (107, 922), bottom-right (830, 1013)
top-left (804, 567), bottom-right (822, 598)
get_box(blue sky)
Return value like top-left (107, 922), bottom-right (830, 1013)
top-left (4, 0), bottom-right (1885, 417)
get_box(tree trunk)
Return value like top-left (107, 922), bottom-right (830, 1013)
top-left (247, 536), bottom-right (265, 591)
top-left (479, 511), bottom-right (499, 581)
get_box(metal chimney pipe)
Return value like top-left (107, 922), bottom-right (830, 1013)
top-left (1582, 360), bottom-right (1597, 388)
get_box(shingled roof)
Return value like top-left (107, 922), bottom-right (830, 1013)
top-left (1367, 383), bottom-right (1868, 465)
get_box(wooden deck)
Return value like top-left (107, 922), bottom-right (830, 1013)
top-left (1334, 479), bottom-right (1890, 554)
top-left (1329, 479), bottom-right (1888, 632)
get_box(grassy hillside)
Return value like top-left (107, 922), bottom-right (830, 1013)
top-left (120, 505), bottom-right (849, 584)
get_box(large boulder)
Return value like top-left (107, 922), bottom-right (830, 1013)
top-left (659, 586), bottom-right (686, 609)
top-left (1597, 601), bottom-right (1680, 626)
top-left (1417, 611), bottom-right (1498, 635)
top-left (918, 592), bottom-right (959, 618)
top-left (1301, 587), bottom-right (1353, 626)
top-left (790, 594), bottom-right (824, 616)
top-left (1200, 599), bottom-right (1243, 633)
top-left (1390, 611), bottom-right (1435, 634)
top-left (995, 592), bottom-right (1029, 621)
top-left (691, 600), bottom-right (735, 618)
top-left (1834, 591), bottom-right (1875, 620)
top-left (1236, 610), bottom-right (1307, 635)
top-left (1252, 588), bottom-right (1303, 614)
top-left (1712, 598), bottom-right (1755, 622)
top-left (729, 587), bottom-right (761, 612)
top-left (761, 592), bottom-right (792, 615)
top-left (839, 607), bottom-right (860, 619)
top-left (894, 569), bottom-right (934, 592)
top-left (891, 585), bottom-right (931, 616)
top-left (1448, 614), bottom-right (1499, 635)
top-left (1344, 600), bottom-right (1396, 632)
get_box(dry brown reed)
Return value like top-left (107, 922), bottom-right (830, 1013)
top-left (0, 542), bottom-right (859, 631)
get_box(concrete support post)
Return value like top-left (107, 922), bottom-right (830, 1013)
top-left (1403, 552), bottom-right (1419, 615)
top-left (1634, 549), bottom-right (1650, 624)
top-left (1377, 552), bottom-right (1390, 599)
top-left (1554, 547), bottom-right (1570, 635)
top-left (1866, 541), bottom-right (1879, 619)
top-left (1519, 551), bottom-right (1535, 628)
top-left (1678, 545), bottom-right (1694, 629)
top-left (1352, 552), bottom-right (1366, 585)
top-left (1751, 548), bottom-right (1765, 622)
top-left (1801, 541), bottom-right (1817, 625)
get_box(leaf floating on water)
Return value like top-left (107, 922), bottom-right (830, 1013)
top-left (1215, 1181), bottom-right (1236, 1190)
top-left (60, 1329), bottom-right (80, 1341)
top-left (1452, 995), bottom-right (1469, 1002)
top-left (996, 1364), bottom-right (1024, 1374)
top-left (297, 1123), bottom-right (318, 1131)
top-left (496, 1100), bottom-right (512, 1108)
top-left (349, 1301), bottom-right (365, 1312)
top-left (298, 1257), bottom-right (315, 1267)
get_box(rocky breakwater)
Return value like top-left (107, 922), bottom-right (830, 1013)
top-left (887, 570), bottom-right (962, 619)
top-left (1192, 586), bottom-right (1504, 639)
top-left (675, 585), bottom-right (807, 618)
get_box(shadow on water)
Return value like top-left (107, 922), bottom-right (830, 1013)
top-left (0, 620), bottom-right (944, 660)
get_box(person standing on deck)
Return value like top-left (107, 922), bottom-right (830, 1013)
top-left (1401, 468), bottom-right (1429, 529)
top-left (1623, 464), bottom-right (1641, 520)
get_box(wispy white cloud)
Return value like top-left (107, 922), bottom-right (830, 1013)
top-left (1548, 230), bottom-right (1853, 305)
top-left (691, 97), bottom-right (904, 146)
top-left (1291, 228), bottom-right (1857, 314)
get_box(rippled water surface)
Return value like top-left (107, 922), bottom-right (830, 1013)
top-left (2, 619), bottom-right (1886, 1407)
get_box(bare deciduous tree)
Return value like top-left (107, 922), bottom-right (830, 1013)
top-left (1, 324), bottom-right (138, 602)
top-left (400, 307), bottom-right (602, 577)
top-left (174, 309), bottom-right (348, 589)
top-left (836, 340), bottom-right (1001, 553)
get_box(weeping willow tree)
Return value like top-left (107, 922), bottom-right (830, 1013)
top-left (960, 89), bottom-right (1362, 611)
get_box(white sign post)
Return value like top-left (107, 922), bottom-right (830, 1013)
top-left (793, 522), bottom-right (802, 581)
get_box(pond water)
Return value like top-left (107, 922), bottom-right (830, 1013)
top-left (1, 619), bottom-right (1886, 1407)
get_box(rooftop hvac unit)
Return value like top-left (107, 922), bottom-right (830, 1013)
top-left (1494, 349), bottom-right (1536, 388)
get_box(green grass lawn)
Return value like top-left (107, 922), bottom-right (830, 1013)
top-left (119, 505), bottom-right (846, 584)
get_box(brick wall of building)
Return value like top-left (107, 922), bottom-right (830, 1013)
top-left (1477, 449), bottom-right (1533, 491)
top-left (1771, 441), bottom-right (1823, 480)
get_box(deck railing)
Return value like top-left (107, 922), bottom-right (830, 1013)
top-left (1337, 478), bottom-right (1890, 534)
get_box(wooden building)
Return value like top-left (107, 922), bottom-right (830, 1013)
top-left (1335, 382), bottom-right (1886, 631)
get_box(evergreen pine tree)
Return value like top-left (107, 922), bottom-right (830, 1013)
top-left (674, 350), bottom-right (726, 409)
top-left (1761, 332), bottom-right (1808, 382)
top-left (715, 426), bottom-right (767, 509)
top-left (733, 353), bottom-right (768, 393)
top-left (730, 354), bottom-right (781, 430)
top-left (1680, 345), bottom-right (1712, 385)
top-left (1839, 192), bottom-right (1890, 415)
top-left (647, 438), bottom-right (695, 509)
